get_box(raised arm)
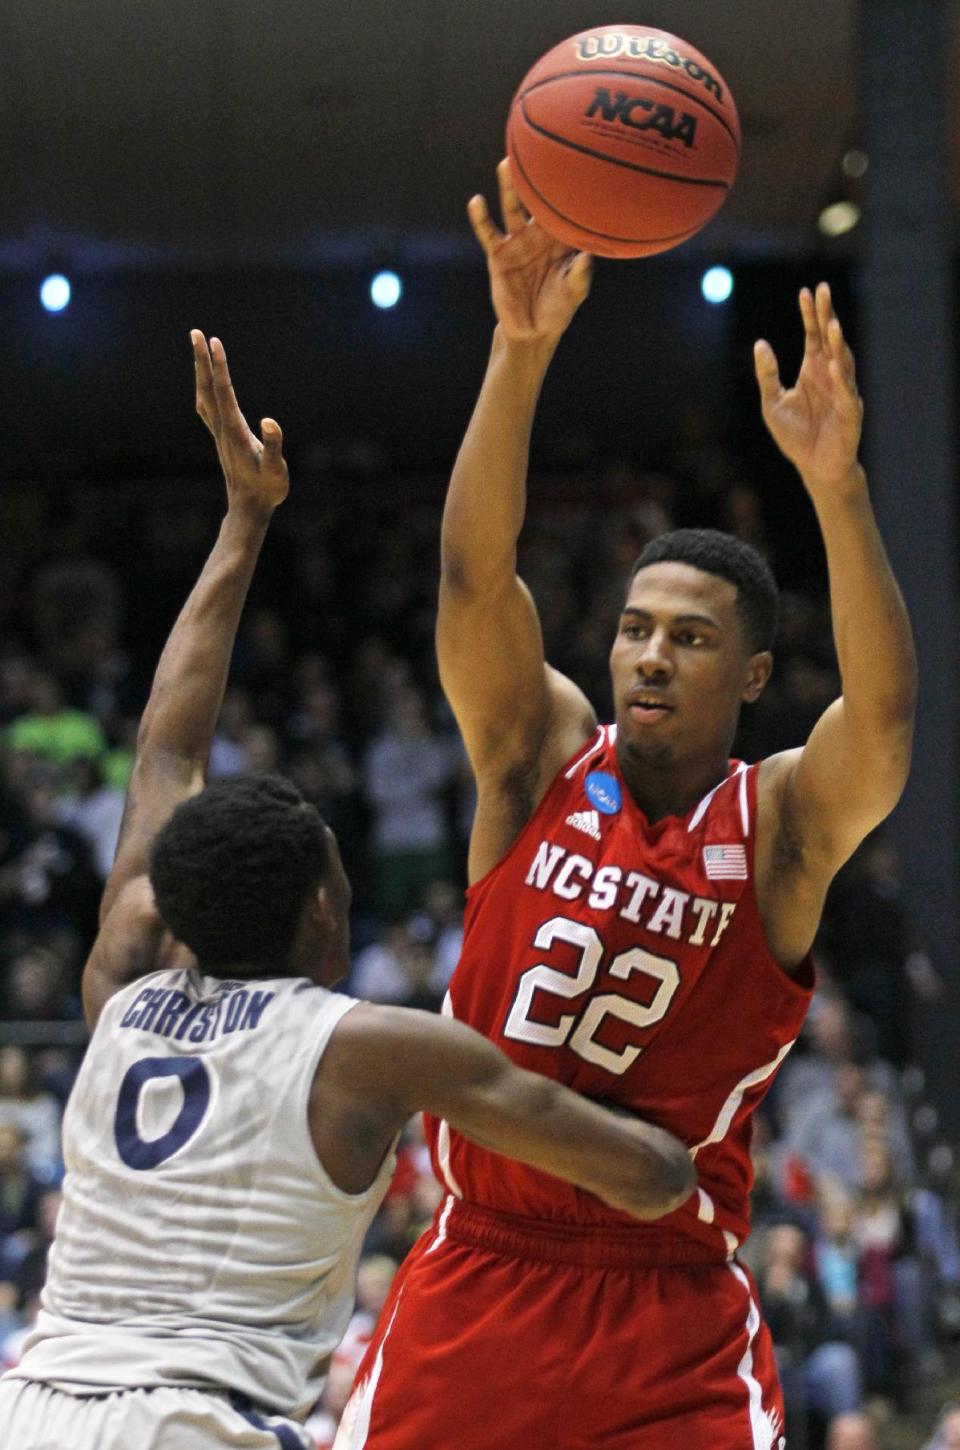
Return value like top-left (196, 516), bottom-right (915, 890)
top-left (83, 335), bottom-right (289, 1026)
top-left (438, 162), bottom-right (597, 877)
top-left (754, 284), bottom-right (916, 966)
top-left (316, 1002), bottom-right (695, 1220)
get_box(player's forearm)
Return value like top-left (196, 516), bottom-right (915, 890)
top-left (459, 1065), bottom-right (695, 1220)
top-left (812, 465), bottom-right (916, 747)
top-left (440, 327), bottom-right (558, 592)
top-left (137, 507), bottom-right (270, 764)
top-left (526, 1077), bottom-right (695, 1220)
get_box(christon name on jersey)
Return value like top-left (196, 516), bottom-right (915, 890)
top-left (118, 983), bottom-right (276, 1044)
top-left (525, 840), bottom-right (738, 948)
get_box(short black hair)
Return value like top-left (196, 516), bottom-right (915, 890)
top-left (630, 529), bottom-right (778, 653)
top-left (149, 773), bottom-right (330, 974)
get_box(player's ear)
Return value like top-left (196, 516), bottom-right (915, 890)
top-left (300, 882), bottom-right (335, 943)
top-left (742, 650), bottom-right (772, 704)
top-left (312, 883), bottom-right (336, 931)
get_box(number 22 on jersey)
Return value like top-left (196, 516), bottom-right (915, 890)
top-left (503, 916), bottom-right (679, 1076)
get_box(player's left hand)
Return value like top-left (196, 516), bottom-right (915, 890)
top-left (754, 282), bottom-right (864, 497)
top-left (192, 331), bottom-right (289, 518)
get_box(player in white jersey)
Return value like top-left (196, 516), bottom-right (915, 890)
top-left (0, 333), bottom-right (694, 1450)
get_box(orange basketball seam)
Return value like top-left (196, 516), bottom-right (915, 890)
top-left (507, 135), bottom-right (714, 248)
top-left (514, 100), bottom-right (732, 191)
top-left (518, 68), bottom-right (741, 157)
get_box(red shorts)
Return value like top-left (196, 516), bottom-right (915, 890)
top-left (336, 1197), bottom-right (785, 1450)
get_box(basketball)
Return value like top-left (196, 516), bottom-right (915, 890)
top-left (506, 24), bottom-right (741, 259)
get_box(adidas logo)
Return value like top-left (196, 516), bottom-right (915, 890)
top-left (565, 809), bottom-right (601, 840)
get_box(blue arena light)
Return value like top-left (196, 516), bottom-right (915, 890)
top-left (701, 266), bottom-right (734, 305)
top-left (40, 273), bottom-right (71, 313)
top-left (370, 270), bottom-right (402, 309)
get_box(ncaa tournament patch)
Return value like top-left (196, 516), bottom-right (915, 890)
top-left (585, 771), bottom-right (622, 815)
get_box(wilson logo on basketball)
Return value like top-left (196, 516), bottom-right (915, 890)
top-left (574, 33), bottom-right (724, 104)
top-left (585, 89), bottom-right (698, 148)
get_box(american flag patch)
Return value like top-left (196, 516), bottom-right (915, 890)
top-left (703, 844), bottom-right (748, 880)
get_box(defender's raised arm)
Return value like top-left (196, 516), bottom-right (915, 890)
top-left (84, 336), bottom-right (289, 1025)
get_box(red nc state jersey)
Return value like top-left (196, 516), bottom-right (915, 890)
top-left (425, 725), bottom-right (814, 1258)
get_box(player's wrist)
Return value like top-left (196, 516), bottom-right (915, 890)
top-left (492, 324), bottom-right (560, 374)
top-left (803, 461), bottom-right (869, 511)
top-left (220, 502), bottom-right (274, 555)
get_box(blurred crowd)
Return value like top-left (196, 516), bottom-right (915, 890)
top-left (0, 454), bottom-right (955, 1448)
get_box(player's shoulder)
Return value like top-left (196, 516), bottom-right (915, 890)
top-left (757, 748), bottom-right (803, 798)
top-left (542, 667), bottom-right (598, 763)
top-left (753, 748), bottom-right (813, 892)
top-left (83, 875), bottom-right (187, 1031)
top-left (469, 670), bottom-right (597, 881)
top-left (755, 750), bottom-right (804, 841)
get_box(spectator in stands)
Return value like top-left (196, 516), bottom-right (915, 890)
top-left (29, 559), bottom-right (120, 686)
top-left (825, 1411), bottom-right (879, 1450)
top-left (0, 766), bottom-right (100, 943)
top-left (0, 1123), bottom-right (43, 1234)
top-left (231, 607), bottom-right (291, 726)
top-left (11, 1187), bottom-right (60, 1313)
top-left (351, 920), bottom-right (441, 1010)
top-left (853, 1137), bottom-right (942, 1384)
top-left (242, 724), bottom-right (281, 773)
top-left (0, 1288), bottom-right (39, 1372)
top-left (0, 1284), bottom-right (18, 1349)
top-left (0, 655), bottom-right (40, 729)
top-left (813, 1190), bottom-right (860, 1331)
top-left (5, 672), bottom-right (105, 765)
top-left (207, 686), bottom-right (256, 778)
top-left (408, 878), bottom-right (463, 994)
top-left (924, 1404), bottom-right (960, 1449)
top-left (0, 1049), bottom-right (61, 1183)
top-left (748, 1111), bottom-right (817, 1234)
top-left (776, 992), bottom-right (902, 1154)
top-left (54, 757), bottom-right (124, 880)
top-left (0, 946), bottom-right (71, 1023)
top-left (756, 1222), bottom-right (862, 1431)
top-left (286, 678), bottom-right (366, 861)
top-left (362, 682), bottom-right (459, 917)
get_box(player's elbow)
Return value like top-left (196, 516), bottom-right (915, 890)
top-left (620, 1133), bottom-right (697, 1221)
top-left (439, 542), bottom-right (515, 601)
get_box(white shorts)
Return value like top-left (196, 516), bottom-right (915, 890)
top-left (0, 1377), bottom-right (314, 1450)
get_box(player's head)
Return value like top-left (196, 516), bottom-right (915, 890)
top-left (149, 773), bottom-right (351, 985)
top-left (610, 529), bottom-right (777, 769)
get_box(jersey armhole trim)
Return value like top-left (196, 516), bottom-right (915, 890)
top-left (294, 995), bottom-right (396, 1207)
top-left (465, 725), bottom-right (606, 905)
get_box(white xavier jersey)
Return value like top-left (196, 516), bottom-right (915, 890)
top-left (10, 970), bottom-right (394, 1418)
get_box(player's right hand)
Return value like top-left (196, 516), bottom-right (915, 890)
top-left (191, 331), bottom-right (290, 519)
top-left (468, 159), bottom-right (592, 342)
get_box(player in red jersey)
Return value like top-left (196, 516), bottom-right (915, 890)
top-left (337, 163), bottom-right (916, 1450)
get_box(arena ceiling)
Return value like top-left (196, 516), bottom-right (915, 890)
top-left (0, 0), bottom-right (955, 272)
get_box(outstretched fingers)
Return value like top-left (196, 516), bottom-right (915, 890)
top-left (209, 337), bottom-right (254, 446)
top-left (192, 330), bottom-right (217, 432)
top-left (753, 338), bottom-right (783, 410)
top-left (799, 287), bottom-right (822, 355)
top-left (260, 418), bottom-right (284, 462)
top-left (564, 251), bottom-right (593, 302)
top-left (496, 157), bottom-right (527, 235)
top-left (467, 193), bottom-right (503, 256)
top-left (814, 285), bottom-right (861, 417)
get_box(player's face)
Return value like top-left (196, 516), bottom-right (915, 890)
top-left (609, 562), bottom-right (770, 764)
